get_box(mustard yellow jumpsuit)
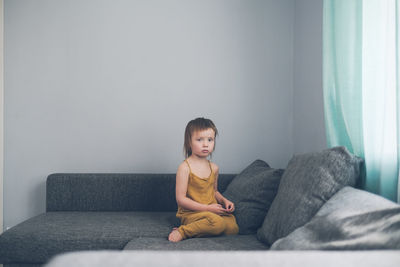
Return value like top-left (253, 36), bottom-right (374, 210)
top-left (176, 159), bottom-right (239, 239)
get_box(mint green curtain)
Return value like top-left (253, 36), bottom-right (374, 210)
top-left (323, 0), bottom-right (400, 202)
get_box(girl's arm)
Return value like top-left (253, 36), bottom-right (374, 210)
top-left (176, 163), bottom-right (226, 215)
top-left (213, 164), bottom-right (235, 213)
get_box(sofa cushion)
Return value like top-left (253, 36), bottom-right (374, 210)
top-left (223, 160), bottom-right (283, 234)
top-left (0, 211), bottom-right (179, 264)
top-left (257, 146), bottom-right (363, 245)
top-left (123, 234), bottom-right (269, 250)
top-left (270, 187), bottom-right (400, 250)
top-left (46, 173), bottom-right (236, 212)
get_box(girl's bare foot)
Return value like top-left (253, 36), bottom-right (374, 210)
top-left (168, 228), bottom-right (183, 242)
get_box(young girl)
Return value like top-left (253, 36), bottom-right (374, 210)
top-left (168, 117), bottom-right (239, 242)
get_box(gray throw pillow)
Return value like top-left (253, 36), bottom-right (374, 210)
top-left (223, 159), bottom-right (283, 234)
top-left (257, 146), bottom-right (363, 245)
top-left (270, 187), bottom-right (400, 250)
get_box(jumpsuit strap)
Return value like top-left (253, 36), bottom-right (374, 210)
top-left (184, 159), bottom-right (192, 173)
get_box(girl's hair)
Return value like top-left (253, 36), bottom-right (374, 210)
top-left (184, 117), bottom-right (218, 158)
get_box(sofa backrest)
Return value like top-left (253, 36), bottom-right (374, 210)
top-left (46, 173), bottom-right (236, 212)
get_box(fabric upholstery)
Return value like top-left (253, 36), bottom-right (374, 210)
top-left (270, 187), bottom-right (400, 250)
top-left (257, 146), bottom-right (363, 245)
top-left (46, 173), bottom-right (235, 212)
top-left (223, 160), bottom-right (283, 234)
top-left (0, 211), bottom-right (178, 264)
top-left (123, 235), bottom-right (269, 250)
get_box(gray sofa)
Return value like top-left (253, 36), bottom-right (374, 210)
top-left (1, 147), bottom-right (399, 267)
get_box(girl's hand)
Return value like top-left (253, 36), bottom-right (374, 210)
top-left (207, 204), bottom-right (228, 215)
top-left (223, 199), bottom-right (235, 213)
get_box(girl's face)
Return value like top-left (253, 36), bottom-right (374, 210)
top-left (190, 128), bottom-right (215, 158)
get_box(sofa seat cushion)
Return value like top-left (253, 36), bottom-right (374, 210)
top-left (0, 211), bottom-right (179, 264)
top-left (123, 234), bottom-right (269, 250)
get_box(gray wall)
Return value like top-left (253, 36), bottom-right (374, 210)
top-left (0, 0), bottom-right (3, 234)
top-left (293, 0), bottom-right (326, 154)
top-left (4, 0), bottom-right (298, 229)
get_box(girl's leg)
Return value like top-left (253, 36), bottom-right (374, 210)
top-left (221, 214), bottom-right (239, 235)
top-left (177, 211), bottom-right (226, 239)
